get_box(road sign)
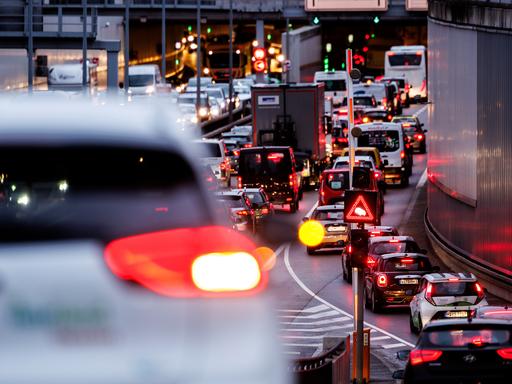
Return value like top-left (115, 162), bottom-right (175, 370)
top-left (344, 190), bottom-right (379, 224)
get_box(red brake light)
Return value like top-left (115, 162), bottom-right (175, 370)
top-left (243, 143), bottom-right (252, 148)
top-left (233, 150), bottom-right (240, 156)
top-left (389, 239), bottom-right (400, 243)
top-left (328, 174), bottom-right (334, 181)
top-left (268, 152), bottom-right (284, 161)
top-left (475, 282), bottom-right (485, 302)
top-left (448, 278), bottom-right (459, 282)
top-left (387, 115), bottom-right (393, 121)
top-left (414, 134), bottom-right (424, 141)
top-left (104, 226), bottom-right (265, 297)
top-left (370, 231), bottom-right (381, 237)
top-left (400, 150), bottom-right (405, 159)
top-left (347, 245), bottom-right (352, 254)
top-left (381, 97), bottom-right (387, 105)
top-left (402, 123), bottom-right (411, 128)
top-left (497, 348), bottom-right (512, 360)
top-left (471, 337), bottom-right (484, 347)
top-left (401, 257), bottom-right (414, 264)
top-left (367, 257), bottom-right (376, 268)
top-left (236, 210), bottom-right (249, 216)
top-left (237, 176), bottom-right (242, 189)
top-left (425, 283), bottom-right (435, 305)
top-left (261, 207), bottom-right (269, 215)
top-left (374, 172), bottom-right (380, 178)
top-left (410, 349), bottom-right (443, 366)
top-left (376, 274), bottom-right (387, 288)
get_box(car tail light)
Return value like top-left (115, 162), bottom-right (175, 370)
top-left (497, 348), bottom-right (512, 360)
top-left (400, 150), bottom-right (405, 159)
top-left (374, 172), bottom-right (380, 179)
top-left (370, 231), bottom-right (381, 237)
top-left (387, 114), bottom-right (393, 121)
top-left (414, 134), bottom-right (424, 141)
top-left (425, 283), bottom-right (436, 305)
top-left (402, 123), bottom-right (411, 128)
top-left (382, 97), bottom-right (387, 105)
top-left (376, 274), bottom-right (387, 287)
top-left (410, 349), bottom-right (443, 366)
top-left (475, 282), bottom-right (485, 303)
top-left (220, 161), bottom-right (226, 170)
top-left (367, 257), bottom-right (376, 268)
top-left (236, 210), bottom-right (249, 216)
top-left (243, 143), bottom-right (252, 148)
top-left (237, 176), bottom-right (242, 189)
top-left (104, 226), bottom-right (266, 297)
top-left (401, 257), bottom-right (414, 264)
top-left (261, 207), bottom-right (269, 215)
top-left (289, 173), bottom-right (297, 189)
top-left (233, 150), bottom-right (240, 156)
top-left (268, 152), bottom-right (284, 161)
top-left (389, 239), bottom-right (400, 243)
top-left (448, 278), bottom-right (459, 282)
top-left (347, 245), bottom-right (352, 254)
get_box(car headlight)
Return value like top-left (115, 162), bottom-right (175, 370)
top-left (199, 107), bottom-right (208, 117)
top-left (145, 85), bottom-right (155, 94)
top-left (220, 101), bottom-right (226, 109)
top-left (211, 107), bottom-right (220, 117)
top-left (191, 116), bottom-right (199, 124)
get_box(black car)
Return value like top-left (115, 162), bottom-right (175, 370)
top-left (237, 146), bottom-right (300, 213)
top-left (392, 115), bottom-right (427, 154)
top-left (395, 319), bottom-right (512, 383)
top-left (362, 108), bottom-right (393, 123)
top-left (233, 187), bottom-right (273, 227)
top-left (215, 190), bottom-right (256, 233)
top-left (364, 253), bottom-right (438, 312)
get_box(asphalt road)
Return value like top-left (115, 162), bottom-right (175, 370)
top-left (265, 104), bottom-right (429, 358)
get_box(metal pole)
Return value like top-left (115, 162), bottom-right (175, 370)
top-left (285, 17), bottom-right (290, 84)
top-left (352, 265), bottom-right (365, 384)
top-left (346, 49), bottom-right (355, 190)
top-left (27, 0), bottom-right (33, 92)
top-left (124, 0), bottom-right (130, 94)
top-left (228, 0), bottom-right (233, 123)
top-left (82, 0), bottom-right (87, 90)
top-left (255, 19), bottom-right (264, 84)
top-left (161, 0), bottom-right (166, 80)
top-left (196, 0), bottom-right (201, 113)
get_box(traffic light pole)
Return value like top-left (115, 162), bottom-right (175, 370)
top-left (346, 47), bottom-right (364, 384)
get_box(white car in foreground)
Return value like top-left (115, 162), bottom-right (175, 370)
top-left (409, 272), bottom-right (488, 333)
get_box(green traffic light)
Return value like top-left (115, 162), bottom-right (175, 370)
top-left (341, 63), bottom-right (346, 69)
top-left (207, 27), bottom-right (212, 34)
top-left (323, 57), bottom-right (329, 65)
top-left (313, 17), bottom-right (320, 25)
top-left (187, 25), bottom-right (192, 32)
top-left (371, 33), bottom-right (376, 39)
top-left (267, 33), bottom-right (272, 41)
top-left (373, 16), bottom-right (380, 24)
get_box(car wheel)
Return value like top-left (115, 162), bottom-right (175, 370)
top-left (417, 315), bottom-right (423, 332)
top-left (409, 313), bottom-right (419, 334)
top-left (364, 288), bottom-right (371, 307)
top-left (306, 246), bottom-right (316, 255)
top-left (371, 290), bottom-right (382, 313)
top-left (342, 259), bottom-right (348, 281)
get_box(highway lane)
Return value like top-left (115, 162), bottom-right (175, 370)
top-left (267, 104), bottom-right (429, 357)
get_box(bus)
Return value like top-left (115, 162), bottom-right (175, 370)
top-left (384, 45), bottom-right (427, 102)
top-left (313, 70), bottom-right (347, 107)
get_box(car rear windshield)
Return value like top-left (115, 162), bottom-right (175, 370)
top-left (354, 97), bottom-right (375, 107)
top-left (371, 241), bottom-right (421, 255)
top-left (431, 281), bottom-right (480, 297)
top-left (128, 74), bottom-right (154, 87)
top-left (317, 79), bottom-right (346, 92)
top-left (358, 130), bottom-right (400, 152)
top-left (324, 169), bottom-right (371, 190)
top-left (388, 53), bottom-right (422, 67)
top-left (383, 257), bottom-right (431, 272)
top-left (0, 146), bottom-right (207, 242)
top-left (335, 160), bottom-right (373, 169)
top-left (217, 195), bottom-right (244, 209)
top-left (425, 329), bottom-right (510, 347)
top-left (239, 151), bottom-right (293, 177)
top-left (246, 192), bottom-right (265, 203)
top-left (194, 142), bottom-right (223, 158)
top-left (313, 210), bottom-right (344, 221)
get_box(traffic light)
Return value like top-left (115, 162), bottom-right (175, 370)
top-left (371, 33), bottom-right (376, 39)
top-left (313, 16), bottom-right (320, 25)
top-left (187, 25), bottom-right (192, 32)
top-left (267, 33), bottom-right (272, 41)
top-left (323, 56), bottom-right (329, 71)
top-left (344, 190), bottom-right (379, 225)
top-left (365, 34), bottom-right (370, 40)
top-left (207, 27), bottom-right (212, 34)
top-left (373, 16), bottom-right (380, 24)
top-left (253, 47), bottom-right (267, 73)
top-left (349, 229), bottom-right (369, 269)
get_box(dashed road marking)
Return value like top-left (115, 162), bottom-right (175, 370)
top-left (278, 309), bottom-right (341, 319)
top-left (382, 343), bottom-right (407, 349)
top-left (280, 317), bottom-right (351, 326)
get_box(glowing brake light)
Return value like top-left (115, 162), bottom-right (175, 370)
top-left (347, 245), bottom-right (352, 254)
top-left (374, 172), bottom-right (380, 179)
top-left (236, 210), bottom-right (249, 216)
top-left (402, 123), bottom-right (411, 128)
top-left (243, 143), bottom-right (253, 148)
top-left (268, 152), bottom-right (284, 161)
top-left (400, 150), bottom-right (405, 159)
top-left (376, 274), bottom-right (388, 287)
top-left (425, 283), bottom-right (436, 305)
top-left (389, 239), bottom-right (400, 243)
top-left (401, 257), bottom-right (414, 264)
top-left (410, 349), bottom-right (443, 366)
top-left (367, 257), bottom-right (376, 268)
top-left (448, 278), bottom-right (459, 282)
top-left (414, 134), bottom-right (424, 141)
top-left (475, 282), bottom-right (485, 302)
top-left (387, 51), bottom-right (395, 56)
top-left (370, 231), bottom-right (381, 236)
top-left (381, 97), bottom-right (387, 105)
top-left (497, 348), bottom-right (512, 360)
top-left (104, 226), bottom-right (266, 297)
top-left (362, 117), bottom-right (369, 123)
top-left (261, 207), bottom-right (269, 215)
top-left (237, 176), bottom-right (242, 189)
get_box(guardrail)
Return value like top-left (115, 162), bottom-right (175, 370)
top-left (289, 336), bottom-right (351, 384)
top-left (200, 100), bottom-right (251, 137)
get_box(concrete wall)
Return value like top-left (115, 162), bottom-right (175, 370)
top-left (427, 0), bottom-right (512, 283)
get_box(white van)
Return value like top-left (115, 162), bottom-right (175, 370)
top-left (128, 64), bottom-right (162, 95)
top-left (313, 70), bottom-right (347, 107)
top-left (357, 122), bottom-right (410, 186)
top-left (384, 45), bottom-right (427, 102)
top-left (48, 62), bottom-right (98, 91)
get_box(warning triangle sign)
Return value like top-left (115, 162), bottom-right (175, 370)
top-left (345, 195), bottom-right (375, 222)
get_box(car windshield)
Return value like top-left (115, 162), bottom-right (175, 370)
top-left (383, 257), bottom-right (431, 272)
top-left (194, 142), bottom-right (222, 158)
top-left (358, 130), bottom-right (400, 152)
top-left (426, 329), bottom-right (510, 347)
top-left (371, 241), bottom-right (421, 255)
top-left (128, 74), bottom-right (154, 87)
top-left (206, 89), bottom-right (224, 99)
top-left (313, 210), bottom-right (344, 221)
top-left (431, 281), bottom-right (480, 297)
top-left (354, 85), bottom-right (386, 100)
top-left (0, 146), bottom-right (206, 242)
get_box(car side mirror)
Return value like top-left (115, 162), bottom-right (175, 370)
top-left (420, 248), bottom-right (428, 254)
top-left (396, 350), bottom-right (410, 362)
top-left (392, 370), bottom-right (405, 380)
top-left (383, 160), bottom-right (389, 166)
top-left (423, 129), bottom-right (428, 133)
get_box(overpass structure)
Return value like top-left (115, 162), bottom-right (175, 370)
top-left (427, 0), bottom-right (512, 300)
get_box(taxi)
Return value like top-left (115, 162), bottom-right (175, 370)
top-left (303, 204), bottom-right (348, 255)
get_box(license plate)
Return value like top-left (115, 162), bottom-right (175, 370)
top-left (445, 311), bottom-right (468, 318)
top-left (330, 181), bottom-right (342, 189)
top-left (327, 226), bottom-right (346, 232)
top-left (399, 279), bottom-right (418, 285)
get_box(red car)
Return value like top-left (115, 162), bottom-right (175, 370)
top-left (318, 166), bottom-right (384, 211)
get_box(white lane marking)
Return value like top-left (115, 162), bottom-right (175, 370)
top-left (280, 317), bottom-right (351, 326)
top-left (283, 351), bottom-right (301, 355)
top-left (280, 335), bottom-right (326, 339)
top-left (371, 335), bottom-right (391, 341)
top-left (305, 201), bottom-right (319, 219)
top-left (283, 343), bottom-right (322, 348)
top-left (382, 343), bottom-right (407, 349)
top-left (282, 324), bottom-right (353, 332)
top-left (283, 244), bottom-right (415, 348)
top-left (273, 243), bottom-right (287, 258)
top-left (413, 104), bottom-right (428, 117)
top-left (278, 309), bottom-right (341, 319)
top-left (400, 168), bottom-right (428, 229)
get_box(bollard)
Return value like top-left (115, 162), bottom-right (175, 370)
top-left (352, 328), bottom-right (371, 383)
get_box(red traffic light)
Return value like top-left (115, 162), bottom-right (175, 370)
top-left (253, 47), bottom-right (266, 60)
top-left (253, 60), bottom-right (267, 73)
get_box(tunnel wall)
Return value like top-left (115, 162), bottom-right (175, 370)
top-left (427, 0), bottom-right (512, 281)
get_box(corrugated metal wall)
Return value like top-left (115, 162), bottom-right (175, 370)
top-left (428, 17), bottom-right (512, 277)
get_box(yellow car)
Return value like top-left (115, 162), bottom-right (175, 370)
top-left (304, 204), bottom-right (348, 255)
top-left (340, 146), bottom-right (384, 171)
